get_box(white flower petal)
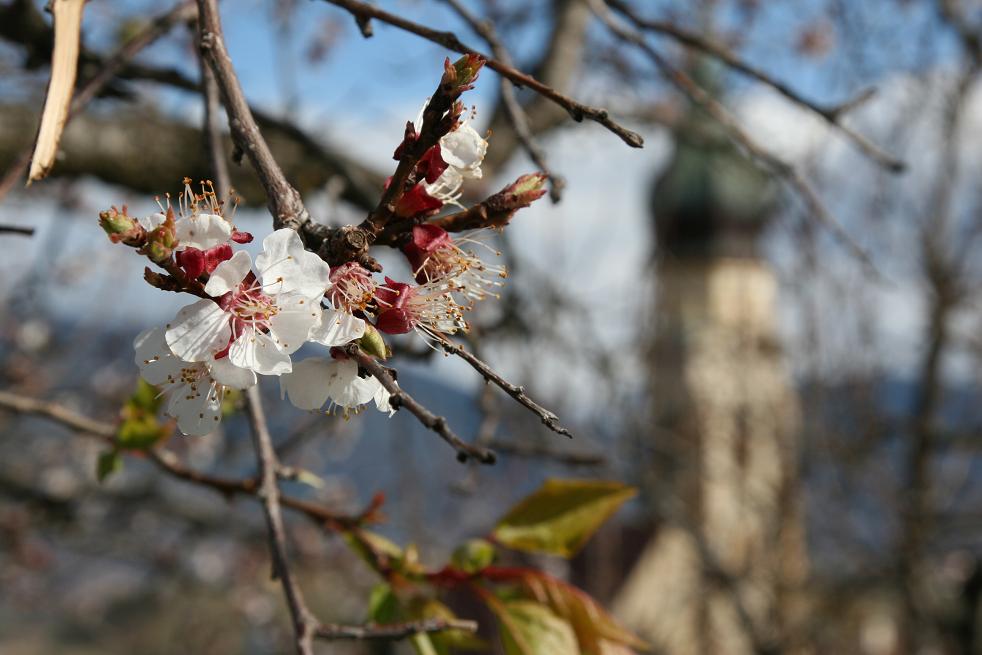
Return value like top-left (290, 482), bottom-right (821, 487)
top-left (325, 359), bottom-right (377, 408)
top-left (308, 309), bottom-right (366, 347)
top-left (175, 213), bottom-right (233, 250)
top-left (204, 250), bottom-right (251, 297)
top-left (133, 327), bottom-right (183, 385)
top-left (209, 356), bottom-right (257, 389)
top-left (165, 299), bottom-right (231, 362)
top-left (280, 357), bottom-right (334, 410)
top-left (167, 381), bottom-right (223, 437)
top-left (138, 212), bottom-right (166, 231)
top-left (256, 228), bottom-right (331, 299)
top-left (373, 382), bottom-right (395, 416)
top-left (440, 123), bottom-right (487, 178)
top-left (228, 329), bottom-right (292, 375)
top-left (268, 294), bottom-right (321, 354)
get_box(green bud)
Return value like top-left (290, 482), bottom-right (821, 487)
top-left (359, 324), bottom-right (389, 360)
top-left (442, 54), bottom-right (485, 90)
top-left (98, 206), bottom-right (141, 243)
top-left (451, 538), bottom-right (496, 574)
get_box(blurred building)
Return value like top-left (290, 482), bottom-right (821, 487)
top-left (613, 102), bottom-right (809, 654)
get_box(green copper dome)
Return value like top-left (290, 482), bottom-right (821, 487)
top-left (651, 95), bottom-right (778, 258)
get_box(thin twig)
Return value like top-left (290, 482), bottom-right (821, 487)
top-left (441, 0), bottom-right (565, 201)
top-left (0, 224), bottom-right (36, 236)
top-left (436, 337), bottom-right (572, 438)
top-left (197, 19), bottom-right (231, 201)
top-left (605, 0), bottom-right (904, 172)
top-left (0, 390), bottom-right (116, 438)
top-left (0, 0), bottom-right (196, 203)
top-left (344, 345), bottom-right (497, 464)
top-left (197, 0), bottom-right (310, 232)
top-left (315, 617), bottom-right (478, 640)
top-left (485, 438), bottom-right (605, 466)
top-left (317, 0), bottom-right (643, 148)
top-left (587, 0), bottom-right (877, 273)
top-left (244, 386), bottom-right (318, 655)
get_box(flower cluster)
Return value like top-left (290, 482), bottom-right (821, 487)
top-left (107, 70), bottom-right (546, 436)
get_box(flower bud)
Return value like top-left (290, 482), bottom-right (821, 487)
top-left (358, 324), bottom-right (389, 360)
top-left (474, 173), bottom-right (548, 228)
top-left (442, 54), bottom-right (485, 91)
top-left (141, 213), bottom-right (177, 264)
top-left (98, 206), bottom-right (142, 244)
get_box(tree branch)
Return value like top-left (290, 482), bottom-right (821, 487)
top-left (0, 0), bottom-right (197, 203)
top-left (587, 0), bottom-right (877, 272)
top-left (441, 0), bottom-right (565, 201)
top-left (196, 0), bottom-right (310, 233)
top-left (606, 0), bottom-right (905, 172)
top-left (244, 386), bottom-right (318, 655)
top-left (315, 617), bottom-right (478, 640)
top-left (317, 0), bottom-right (643, 148)
top-left (436, 336), bottom-right (572, 438)
top-left (344, 346), bottom-right (497, 464)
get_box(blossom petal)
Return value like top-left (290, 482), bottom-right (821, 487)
top-left (268, 294), bottom-right (322, 354)
top-left (138, 212), bottom-right (166, 231)
top-left (167, 381), bottom-right (223, 437)
top-left (175, 213), bottom-right (233, 250)
top-left (440, 123), bottom-right (487, 178)
top-left (209, 356), bottom-right (257, 389)
top-left (204, 250), bottom-right (251, 297)
top-left (308, 309), bottom-right (366, 347)
top-left (165, 299), bottom-right (231, 362)
top-left (325, 359), bottom-right (377, 408)
top-left (133, 327), bottom-right (183, 385)
top-left (228, 329), bottom-right (292, 375)
top-left (279, 357), bottom-right (333, 410)
top-left (373, 382), bottom-right (395, 416)
top-left (256, 228), bottom-right (331, 299)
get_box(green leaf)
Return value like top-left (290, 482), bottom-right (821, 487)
top-left (116, 379), bottom-right (167, 450)
top-left (131, 379), bottom-right (162, 412)
top-left (367, 583), bottom-right (399, 624)
top-left (489, 599), bottom-right (579, 655)
top-left (344, 529), bottom-right (403, 575)
top-left (518, 571), bottom-right (649, 654)
top-left (96, 450), bottom-right (122, 483)
top-left (220, 388), bottom-right (242, 417)
top-left (493, 479), bottom-right (637, 558)
top-left (452, 538), bottom-right (496, 574)
top-left (410, 634), bottom-right (440, 655)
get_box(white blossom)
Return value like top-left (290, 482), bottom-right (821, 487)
top-left (164, 229), bottom-right (340, 376)
top-left (134, 327), bottom-right (255, 436)
top-left (279, 357), bottom-right (393, 416)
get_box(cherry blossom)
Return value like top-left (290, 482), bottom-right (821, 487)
top-left (402, 224), bottom-right (505, 304)
top-left (280, 356), bottom-right (393, 416)
top-left (164, 228), bottom-right (336, 376)
top-left (134, 327), bottom-right (255, 436)
top-left (375, 276), bottom-right (467, 342)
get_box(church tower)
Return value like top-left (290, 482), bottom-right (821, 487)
top-left (614, 100), bottom-right (809, 654)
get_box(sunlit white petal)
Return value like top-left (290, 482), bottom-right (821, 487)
top-left (308, 309), bottom-right (366, 347)
top-left (204, 250), bottom-right (251, 297)
top-left (228, 329), bottom-right (292, 375)
top-left (175, 212), bottom-right (233, 250)
top-left (165, 299), bottom-right (232, 362)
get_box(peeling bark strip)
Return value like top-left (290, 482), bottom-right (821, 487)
top-left (28, 0), bottom-right (85, 184)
